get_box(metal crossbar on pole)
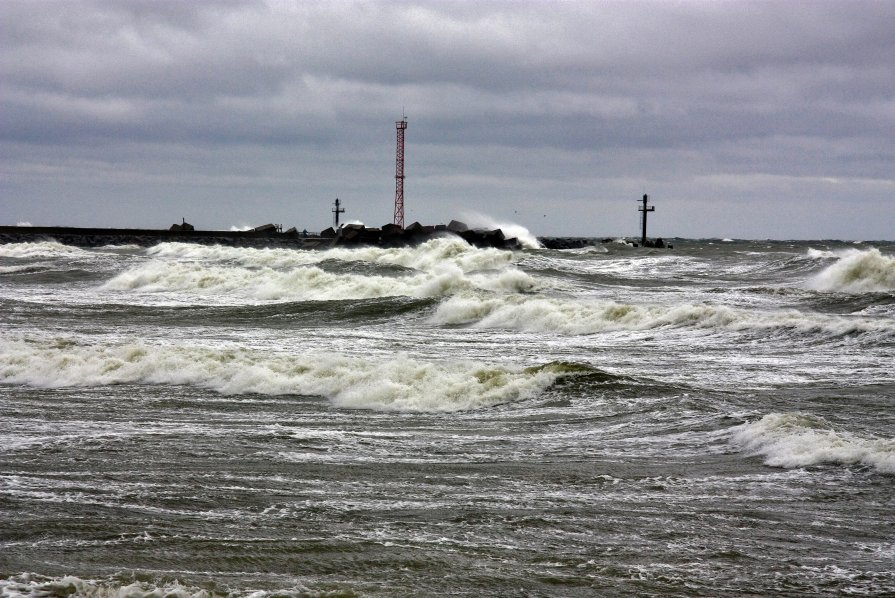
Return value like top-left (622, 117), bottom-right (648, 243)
top-left (639, 194), bottom-right (655, 245)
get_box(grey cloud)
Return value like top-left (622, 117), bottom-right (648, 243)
top-left (2, 0), bottom-right (894, 238)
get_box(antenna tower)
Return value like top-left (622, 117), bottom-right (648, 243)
top-left (638, 194), bottom-right (655, 245)
top-left (393, 116), bottom-right (408, 228)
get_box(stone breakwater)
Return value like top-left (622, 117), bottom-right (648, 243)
top-left (0, 226), bottom-right (313, 249)
top-left (324, 220), bottom-right (521, 249)
top-left (0, 220), bottom-right (523, 250)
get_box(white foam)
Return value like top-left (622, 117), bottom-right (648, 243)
top-left (0, 574), bottom-right (317, 598)
top-left (808, 247), bottom-right (895, 293)
top-left (147, 236), bottom-right (515, 274)
top-left (100, 258), bottom-right (536, 302)
top-left (0, 241), bottom-right (88, 259)
top-left (806, 248), bottom-right (838, 260)
top-left (0, 264), bottom-right (37, 274)
top-left (429, 294), bottom-right (895, 337)
top-left (106, 238), bottom-right (533, 302)
top-left (573, 245), bottom-right (609, 254)
top-left (730, 413), bottom-right (895, 473)
top-left (0, 337), bottom-right (563, 412)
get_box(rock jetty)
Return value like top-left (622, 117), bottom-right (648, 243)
top-left (320, 220), bottom-right (520, 250)
top-left (0, 220), bottom-right (522, 250)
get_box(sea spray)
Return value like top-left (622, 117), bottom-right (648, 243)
top-left (459, 211), bottom-right (543, 249)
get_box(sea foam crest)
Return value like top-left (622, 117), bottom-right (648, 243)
top-left (430, 294), bottom-right (895, 338)
top-left (147, 236), bottom-right (515, 273)
top-left (101, 259), bottom-right (536, 301)
top-left (117, 238), bottom-right (530, 301)
top-left (808, 247), bottom-right (895, 293)
top-left (730, 413), bottom-right (895, 473)
top-left (0, 264), bottom-right (39, 274)
top-left (0, 241), bottom-right (88, 259)
top-left (0, 337), bottom-right (565, 412)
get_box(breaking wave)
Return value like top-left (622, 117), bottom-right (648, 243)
top-left (100, 260), bottom-right (536, 301)
top-left (430, 294), bottom-right (895, 338)
top-left (807, 247), bottom-right (895, 293)
top-left (147, 236), bottom-right (516, 273)
top-left (0, 336), bottom-right (577, 412)
top-left (730, 413), bottom-right (895, 473)
top-left (0, 241), bottom-right (89, 259)
top-left (101, 238), bottom-right (534, 302)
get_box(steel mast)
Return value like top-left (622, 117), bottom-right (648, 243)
top-left (393, 116), bottom-right (408, 228)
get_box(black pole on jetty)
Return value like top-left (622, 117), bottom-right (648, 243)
top-left (639, 194), bottom-right (655, 246)
top-left (332, 198), bottom-right (345, 228)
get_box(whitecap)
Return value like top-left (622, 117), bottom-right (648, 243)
top-left (100, 257), bottom-right (536, 302)
top-left (106, 237), bottom-right (534, 303)
top-left (0, 241), bottom-right (88, 259)
top-left (807, 247), bottom-right (895, 293)
top-left (806, 248), bottom-right (838, 260)
top-left (730, 412), bottom-right (895, 473)
top-left (146, 237), bottom-right (516, 275)
top-left (429, 294), bottom-right (895, 338)
top-left (0, 337), bottom-right (568, 412)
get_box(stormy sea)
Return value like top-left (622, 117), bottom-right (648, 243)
top-left (1, 234), bottom-right (894, 597)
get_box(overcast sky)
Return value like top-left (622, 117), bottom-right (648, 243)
top-left (2, 0), bottom-right (894, 239)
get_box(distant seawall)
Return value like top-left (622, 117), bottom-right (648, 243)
top-left (0, 226), bottom-right (321, 249)
top-left (0, 221), bottom-right (525, 250)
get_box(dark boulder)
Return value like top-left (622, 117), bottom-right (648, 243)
top-left (169, 221), bottom-right (194, 232)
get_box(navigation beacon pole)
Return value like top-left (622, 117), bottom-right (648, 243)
top-left (639, 194), bottom-right (655, 246)
top-left (332, 198), bottom-right (345, 228)
top-left (393, 116), bottom-right (408, 229)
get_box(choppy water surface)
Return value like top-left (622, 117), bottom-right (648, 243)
top-left (2, 237), bottom-right (894, 596)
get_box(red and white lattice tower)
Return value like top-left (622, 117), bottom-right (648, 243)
top-left (393, 117), bottom-right (408, 228)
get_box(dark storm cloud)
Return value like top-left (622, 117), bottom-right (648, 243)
top-left (2, 0), bottom-right (894, 237)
